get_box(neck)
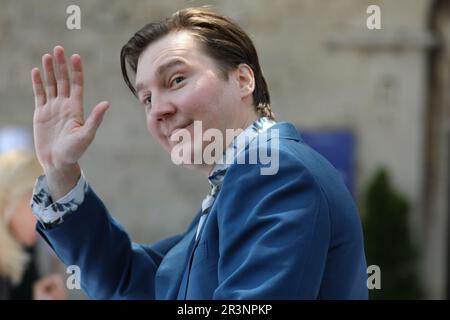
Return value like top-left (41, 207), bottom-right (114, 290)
top-left (189, 108), bottom-right (260, 178)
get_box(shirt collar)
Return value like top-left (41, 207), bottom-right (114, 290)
top-left (208, 117), bottom-right (277, 187)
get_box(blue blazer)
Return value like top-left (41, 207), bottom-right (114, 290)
top-left (37, 122), bottom-right (368, 299)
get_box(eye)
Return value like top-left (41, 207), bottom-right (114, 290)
top-left (143, 95), bottom-right (152, 107)
top-left (170, 76), bottom-right (185, 87)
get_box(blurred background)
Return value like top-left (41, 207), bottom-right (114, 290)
top-left (0, 0), bottom-right (448, 299)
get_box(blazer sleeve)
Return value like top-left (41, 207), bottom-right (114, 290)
top-left (36, 186), bottom-right (183, 300)
top-left (213, 149), bottom-right (330, 299)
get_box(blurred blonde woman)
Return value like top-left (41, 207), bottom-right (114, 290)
top-left (0, 150), bottom-right (66, 299)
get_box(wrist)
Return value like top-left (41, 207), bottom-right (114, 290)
top-left (44, 163), bottom-right (81, 200)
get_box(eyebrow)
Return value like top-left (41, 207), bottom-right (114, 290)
top-left (136, 59), bottom-right (187, 95)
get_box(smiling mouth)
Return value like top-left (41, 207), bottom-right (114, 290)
top-left (168, 123), bottom-right (193, 139)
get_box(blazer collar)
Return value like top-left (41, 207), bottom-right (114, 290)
top-left (267, 122), bottom-right (303, 142)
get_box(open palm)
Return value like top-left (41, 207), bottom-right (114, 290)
top-left (31, 46), bottom-right (110, 171)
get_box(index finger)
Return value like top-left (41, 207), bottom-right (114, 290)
top-left (70, 54), bottom-right (83, 101)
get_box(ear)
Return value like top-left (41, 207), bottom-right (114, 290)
top-left (234, 64), bottom-right (255, 101)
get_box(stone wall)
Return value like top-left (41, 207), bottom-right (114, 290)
top-left (1, 0), bottom-right (443, 298)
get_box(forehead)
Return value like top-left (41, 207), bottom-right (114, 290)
top-left (135, 31), bottom-right (204, 85)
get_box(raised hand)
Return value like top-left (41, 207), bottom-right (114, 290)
top-left (31, 46), bottom-right (110, 199)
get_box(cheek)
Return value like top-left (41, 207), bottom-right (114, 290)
top-left (146, 116), bottom-right (156, 136)
top-left (146, 118), bottom-right (172, 152)
top-left (180, 76), bottom-right (223, 114)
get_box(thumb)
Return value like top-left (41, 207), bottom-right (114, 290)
top-left (84, 101), bottom-right (110, 137)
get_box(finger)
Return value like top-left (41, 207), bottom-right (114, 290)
top-left (53, 46), bottom-right (70, 97)
top-left (31, 68), bottom-right (46, 106)
top-left (84, 101), bottom-right (110, 137)
top-left (42, 54), bottom-right (57, 98)
top-left (70, 54), bottom-right (83, 102)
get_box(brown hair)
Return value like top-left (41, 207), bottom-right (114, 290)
top-left (120, 6), bottom-right (274, 120)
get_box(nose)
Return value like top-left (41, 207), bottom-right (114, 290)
top-left (149, 93), bottom-right (176, 121)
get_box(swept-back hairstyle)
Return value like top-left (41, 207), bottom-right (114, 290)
top-left (120, 6), bottom-right (274, 119)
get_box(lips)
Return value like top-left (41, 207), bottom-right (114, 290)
top-left (168, 122), bottom-right (193, 139)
